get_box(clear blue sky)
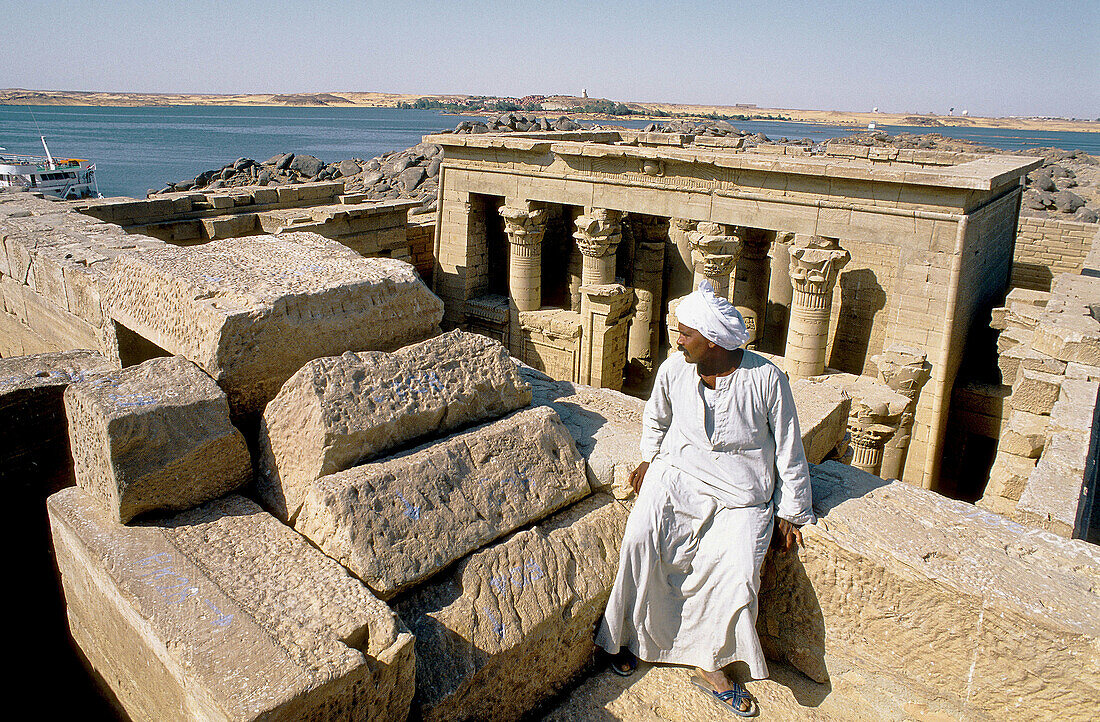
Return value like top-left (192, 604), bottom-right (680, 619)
top-left (2, 0), bottom-right (1097, 118)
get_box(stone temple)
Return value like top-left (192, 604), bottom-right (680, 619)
top-left (1, 126), bottom-right (1098, 720)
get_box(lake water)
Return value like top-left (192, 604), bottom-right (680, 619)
top-left (1, 105), bottom-right (1096, 199)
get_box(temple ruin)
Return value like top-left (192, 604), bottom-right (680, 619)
top-left (1, 125), bottom-right (1098, 720)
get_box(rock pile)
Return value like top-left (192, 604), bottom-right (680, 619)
top-left (445, 113), bottom-right (583, 134)
top-left (155, 144), bottom-right (445, 215)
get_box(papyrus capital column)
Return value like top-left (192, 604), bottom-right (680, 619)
top-left (500, 203), bottom-right (547, 312)
top-left (783, 235), bottom-right (850, 379)
top-left (872, 345), bottom-right (932, 481)
top-left (689, 222), bottom-right (742, 299)
top-left (848, 415), bottom-right (897, 476)
top-left (626, 216), bottom-right (667, 374)
top-left (574, 209), bottom-right (623, 287)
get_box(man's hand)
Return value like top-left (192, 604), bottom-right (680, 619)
top-left (772, 518), bottom-right (803, 552)
top-left (628, 461), bottom-right (650, 494)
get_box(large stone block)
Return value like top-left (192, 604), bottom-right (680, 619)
top-left (106, 233), bottom-right (444, 416)
top-left (64, 355), bottom-right (251, 523)
top-left (294, 406), bottom-right (590, 599)
top-left (1016, 430), bottom-right (1094, 538)
top-left (759, 461), bottom-right (1100, 720)
top-left (49, 488), bottom-right (414, 721)
top-left (257, 330), bottom-right (531, 521)
top-left (997, 410), bottom-right (1048, 458)
top-left (789, 378), bottom-right (851, 464)
top-left (0, 350), bottom-right (115, 485)
top-left (395, 494), bottom-right (628, 722)
top-left (1031, 312), bottom-right (1100, 366)
top-left (1010, 368), bottom-right (1063, 415)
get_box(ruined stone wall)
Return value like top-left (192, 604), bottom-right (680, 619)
top-left (1012, 216), bottom-right (1096, 291)
top-left (405, 212), bottom-right (436, 282)
top-left (825, 238), bottom-right (897, 375)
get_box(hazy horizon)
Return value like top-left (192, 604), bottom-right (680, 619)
top-left (2, 0), bottom-right (1097, 119)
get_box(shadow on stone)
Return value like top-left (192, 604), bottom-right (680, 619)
top-left (830, 268), bottom-right (886, 374)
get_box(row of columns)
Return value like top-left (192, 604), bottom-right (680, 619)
top-left (496, 205), bottom-right (930, 481)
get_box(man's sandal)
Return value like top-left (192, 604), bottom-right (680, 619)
top-left (690, 675), bottom-right (759, 718)
top-left (607, 648), bottom-right (638, 677)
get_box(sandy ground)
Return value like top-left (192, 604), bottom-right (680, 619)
top-left (2, 88), bottom-right (1096, 134)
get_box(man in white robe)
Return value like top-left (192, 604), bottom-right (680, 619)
top-left (596, 281), bottom-right (815, 717)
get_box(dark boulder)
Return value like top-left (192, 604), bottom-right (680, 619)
top-left (397, 166), bottom-right (427, 192)
top-left (338, 159), bottom-right (361, 177)
top-left (1053, 190), bottom-right (1085, 213)
top-left (290, 154), bottom-right (325, 177)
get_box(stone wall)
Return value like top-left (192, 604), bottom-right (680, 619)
top-left (978, 274), bottom-right (1100, 539)
top-left (1012, 216), bottom-right (1096, 291)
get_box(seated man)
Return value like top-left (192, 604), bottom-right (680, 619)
top-left (596, 281), bottom-right (814, 717)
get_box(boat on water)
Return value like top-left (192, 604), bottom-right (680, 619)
top-left (0, 136), bottom-right (99, 199)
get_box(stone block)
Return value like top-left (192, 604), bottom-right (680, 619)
top-left (0, 350), bottom-right (116, 486)
top-left (1016, 430), bottom-right (1094, 538)
top-left (759, 461), bottom-right (1100, 719)
top-left (1010, 368), bottom-right (1063, 415)
top-left (294, 406), bottom-right (589, 599)
top-left (106, 233), bottom-right (444, 416)
top-left (790, 378), bottom-right (852, 464)
top-left (49, 488), bottom-right (414, 721)
top-left (257, 330), bottom-right (531, 521)
top-left (1065, 361), bottom-right (1100, 381)
top-left (983, 451), bottom-right (1037, 501)
top-left (1031, 312), bottom-right (1100, 366)
top-left (522, 365), bottom-right (646, 498)
top-left (997, 410), bottom-right (1048, 458)
top-left (395, 494), bottom-right (628, 722)
top-left (64, 355), bottom-right (251, 523)
top-left (1049, 378), bottom-right (1100, 434)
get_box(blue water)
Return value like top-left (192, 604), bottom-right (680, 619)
top-left (1, 105), bottom-right (1096, 199)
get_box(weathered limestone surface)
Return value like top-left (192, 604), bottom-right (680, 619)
top-left (789, 378), bottom-right (851, 464)
top-left (759, 461), bottom-right (1100, 720)
top-left (257, 330), bottom-right (531, 521)
top-left (523, 364), bottom-right (646, 498)
top-left (64, 355), bottom-right (251, 523)
top-left (49, 488), bottom-right (415, 721)
top-left (295, 406), bottom-right (589, 599)
top-left (106, 233), bottom-right (444, 415)
top-left (0, 349), bottom-right (115, 484)
top-left (395, 493), bottom-right (629, 722)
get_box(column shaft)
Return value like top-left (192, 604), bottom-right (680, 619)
top-left (783, 235), bottom-right (850, 380)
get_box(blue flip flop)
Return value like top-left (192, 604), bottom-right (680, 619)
top-left (690, 675), bottom-right (759, 718)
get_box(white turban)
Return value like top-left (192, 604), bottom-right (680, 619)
top-left (676, 281), bottom-right (750, 350)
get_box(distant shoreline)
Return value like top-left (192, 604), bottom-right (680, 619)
top-left (2, 88), bottom-right (1096, 134)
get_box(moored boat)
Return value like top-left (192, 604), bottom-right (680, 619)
top-left (0, 136), bottom-right (99, 199)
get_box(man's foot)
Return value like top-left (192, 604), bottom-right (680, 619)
top-left (690, 669), bottom-right (758, 717)
top-left (606, 648), bottom-right (637, 677)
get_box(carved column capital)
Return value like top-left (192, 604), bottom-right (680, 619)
top-left (689, 222), bottom-right (742, 280)
top-left (574, 209), bottom-right (623, 258)
top-left (872, 346), bottom-right (932, 400)
top-left (499, 204), bottom-right (547, 247)
top-left (787, 235), bottom-right (851, 298)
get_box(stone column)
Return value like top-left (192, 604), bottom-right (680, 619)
top-left (499, 203), bottom-right (547, 312)
top-left (666, 218), bottom-right (698, 301)
top-left (573, 209), bottom-right (623, 287)
top-left (732, 228), bottom-right (772, 348)
top-left (626, 216), bottom-right (667, 373)
top-left (579, 284), bottom-right (633, 390)
top-left (784, 235), bottom-right (850, 379)
top-left (872, 345), bottom-right (932, 481)
top-left (689, 222), bottom-right (741, 299)
top-left (761, 231), bottom-right (795, 354)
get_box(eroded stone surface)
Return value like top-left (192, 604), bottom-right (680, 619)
top-left (49, 488), bottom-right (415, 721)
top-left (294, 406), bottom-right (589, 598)
top-left (106, 232), bottom-right (444, 415)
top-left (789, 378), bottom-right (851, 464)
top-left (759, 461), bottom-right (1100, 720)
top-left (395, 494), bottom-right (628, 722)
top-left (257, 330), bottom-right (531, 521)
top-left (63, 355), bottom-right (250, 523)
